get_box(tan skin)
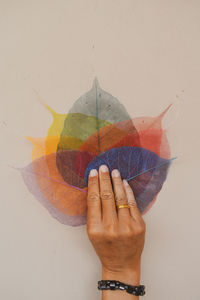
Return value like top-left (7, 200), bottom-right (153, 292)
top-left (86, 164), bottom-right (146, 299)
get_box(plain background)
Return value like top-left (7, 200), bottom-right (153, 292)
top-left (0, 1), bottom-right (200, 299)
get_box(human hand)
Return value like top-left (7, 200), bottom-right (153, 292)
top-left (86, 164), bottom-right (146, 288)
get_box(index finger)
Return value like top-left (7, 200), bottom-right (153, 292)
top-left (87, 169), bottom-right (102, 226)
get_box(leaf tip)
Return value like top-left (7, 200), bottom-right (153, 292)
top-left (92, 77), bottom-right (100, 89)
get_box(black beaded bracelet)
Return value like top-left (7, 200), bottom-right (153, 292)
top-left (98, 280), bottom-right (145, 296)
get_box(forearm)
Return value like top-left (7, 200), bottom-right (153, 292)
top-left (102, 264), bottom-right (141, 300)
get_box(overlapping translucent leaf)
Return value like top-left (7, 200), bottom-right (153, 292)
top-left (21, 78), bottom-right (174, 226)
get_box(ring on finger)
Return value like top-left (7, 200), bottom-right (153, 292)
top-left (117, 204), bottom-right (130, 209)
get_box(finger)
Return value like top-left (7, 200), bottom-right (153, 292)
top-left (111, 169), bottom-right (131, 221)
top-left (122, 179), bottom-right (142, 221)
top-left (87, 169), bottom-right (101, 226)
top-left (99, 165), bottom-right (118, 223)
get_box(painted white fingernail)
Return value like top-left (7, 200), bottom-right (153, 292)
top-left (123, 179), bottom-right (129, 186)
top-left (112, 169), bottom-right (120, 177)
top-left (89, 169), bottom-right (98, 177)
top-left (99, 165), bottom-right (109, 172)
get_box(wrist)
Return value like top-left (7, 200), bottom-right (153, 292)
top-left (102, 264), bottom-right (141, 286)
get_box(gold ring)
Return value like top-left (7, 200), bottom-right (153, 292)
top-left (117, 204), bottom-right (130, 209)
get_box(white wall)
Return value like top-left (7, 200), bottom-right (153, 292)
top-left (0, 1), bottom-right (200, 299)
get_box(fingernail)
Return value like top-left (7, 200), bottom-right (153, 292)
top-left (123, 179), bottom-right (128, 186)
top-left (112, 169), bottom-right (120, 177)
top-left (89, 169), bottom-right (98, 177)
top-left (99, 165), bottom-right (109, 172)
